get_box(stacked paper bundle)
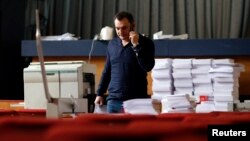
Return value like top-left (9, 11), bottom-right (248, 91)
top-left (209, 59), bottom-right (245, 111)
top-left (172, 59), bottom-right (193, 96)
top-left (191, 59), bottom-right (213, 102)
top-left (161, 94), bottom-right (194, 113)
top-left (149, 58), bottom-right (245, 113)
top-left (123, 98), bottom-right (160, 115)
top-left (94, 104), bottom-right (107, 113)
top-left (195, 101), bottom-right (215, 113)
top-left (151, 58), bottom-right (173, 102)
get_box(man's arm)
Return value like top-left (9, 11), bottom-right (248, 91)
top-left (95, 47), bottom-right (111, 105)
top-left (134, 35), bottom-right (155, 72)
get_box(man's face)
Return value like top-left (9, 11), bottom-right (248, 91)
top-left (114, 18), bottom-right (133, 41)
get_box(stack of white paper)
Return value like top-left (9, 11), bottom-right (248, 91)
top-left (195, 101), bottom-right (215, 113)
top-left (161, 94), bottom-right (194, 113)
top-left (192, 59), bottom-right (213, 101)
top-left (123, 98), bottom-right (160, 115)
top-left (94, 104), bottom-right (108, 114)
top-left (41, 33), bottom-right (79, 40)
top-left (153, 31), bottom-right (188, 40)
top-left (214, 101), bottom-right (234, 112)
top-left (149, 58), bottom-right (245, 113)
top-left (172, 59), bottom-right (193, 96)
top-left (151, 58), bottom-right (173, 101)
top-left (209, 59), bottom-right (245, 111)
top-left (212, 59), bottom-right (234, 65)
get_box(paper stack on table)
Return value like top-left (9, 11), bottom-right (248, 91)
top-left (123, 98), bottom-right (160, 115)
top-left (161, 94), bottom-right (195, 113)
top-left (151, 58), bottom-right (173, 102)
top-left (210, 59), bottom-right (245, 111)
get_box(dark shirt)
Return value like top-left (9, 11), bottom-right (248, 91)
top-left (97, 34), bottom-right (155, 101)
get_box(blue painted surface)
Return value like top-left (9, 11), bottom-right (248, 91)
top-left (21, 39), bottom-right (250, 57)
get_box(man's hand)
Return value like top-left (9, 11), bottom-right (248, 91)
top-left (94, 96), bottom-right (104, 106)
top-left (129, 31), bottom-right (139, 47)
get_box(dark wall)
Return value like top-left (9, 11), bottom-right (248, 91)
top-left (0, 0), bottom-right (26, 99)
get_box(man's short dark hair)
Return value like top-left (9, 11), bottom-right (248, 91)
top-left (114, 11), bottom-right (134, 24)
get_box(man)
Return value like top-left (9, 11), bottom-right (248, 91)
top-left (94, 11), bottom-right (155, 113)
